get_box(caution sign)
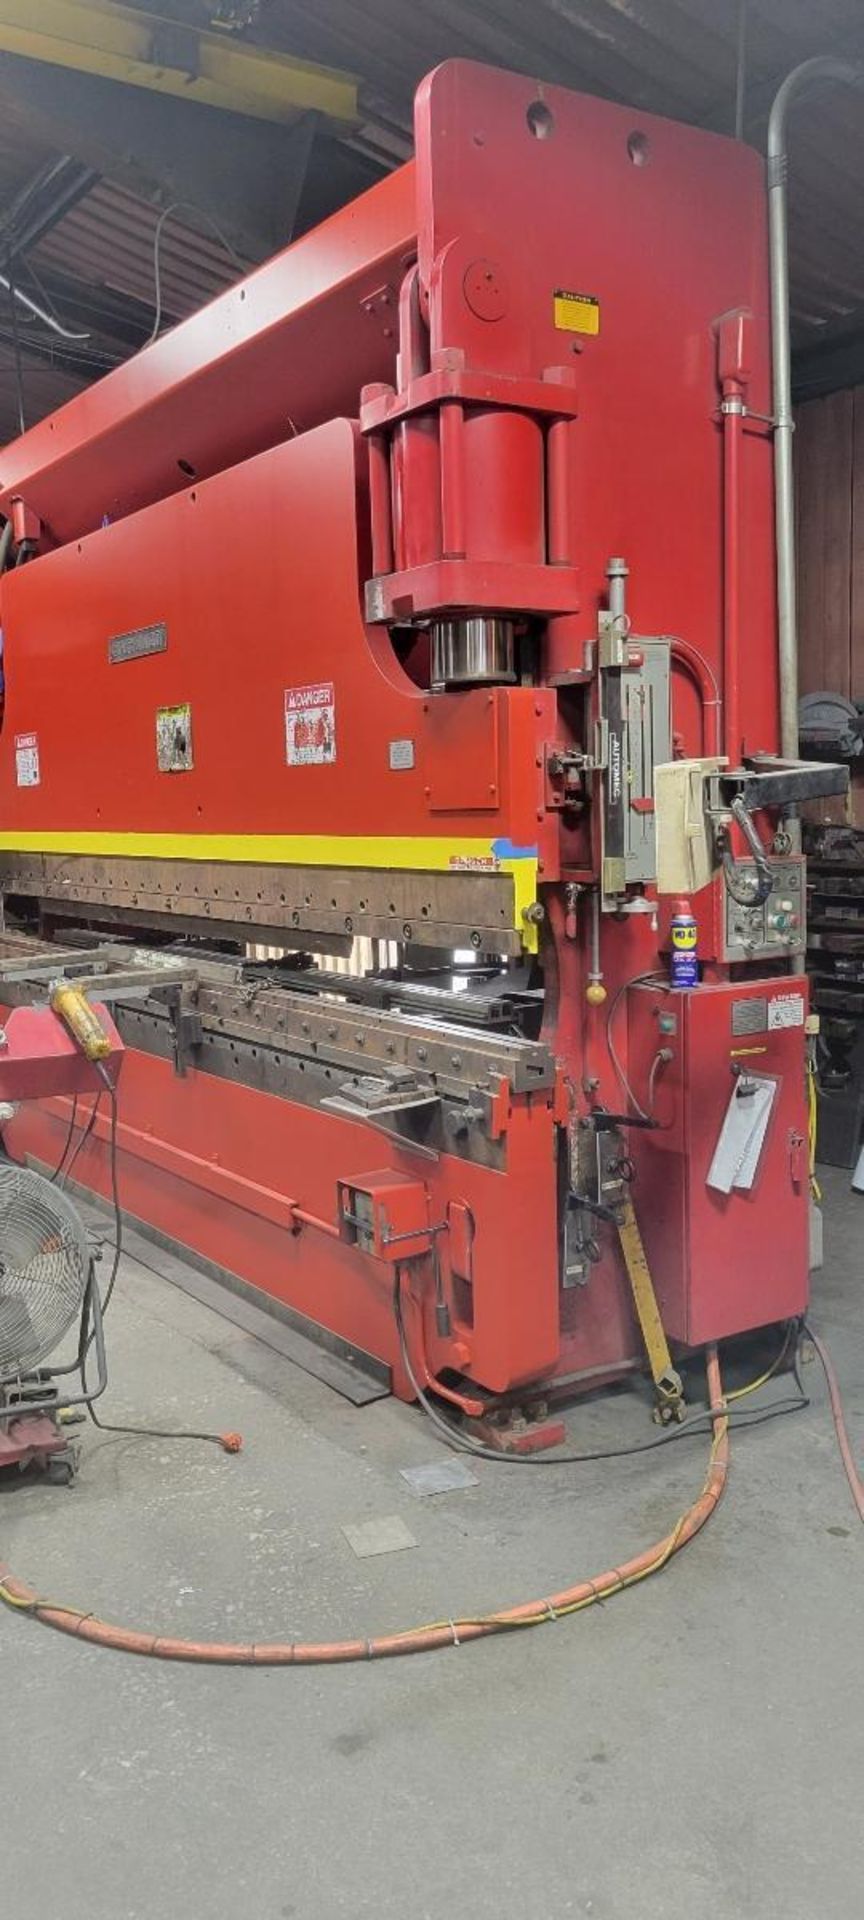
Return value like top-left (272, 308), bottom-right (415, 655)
top-left (553, 289), bottom-right (600, 335)
top-left (15, 731), bottom-right (40, 787)
top-left (285, 682), bottom-right (336, 766)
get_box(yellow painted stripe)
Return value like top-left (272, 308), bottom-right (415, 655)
top-left (0, 829), bottom-right (499, 866)
top-left (0, 831), bottom-right (540, 949)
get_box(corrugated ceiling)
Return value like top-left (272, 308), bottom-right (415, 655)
top-left (0, 0), bottom-right (861, 441)
top-left (32, 179), bottom-right (243, 322)
top-left (257, 0), bottom-right (864, 354)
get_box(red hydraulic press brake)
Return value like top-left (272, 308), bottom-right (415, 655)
top-left (0, 60), bottom-right (846, 1436)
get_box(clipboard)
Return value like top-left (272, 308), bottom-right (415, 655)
top-left (706, 1073), bottom-right (777, 1195)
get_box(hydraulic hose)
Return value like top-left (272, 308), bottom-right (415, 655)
top-left (805, 1325), bottom-right (864, 1524)
top-left (0, 1348), bottom-right (730, 1665)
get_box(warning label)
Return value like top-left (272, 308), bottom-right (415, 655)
top-left (15, 731), bottom-right (39, 787)
top-left (768, 992), bottom-right (805, 1030)
top-left (553, 288), bottom-right (600, 335)
top-left (285, 682), bottom-right (336, 766)
top-left (156, 703), bottom-right (193, 773)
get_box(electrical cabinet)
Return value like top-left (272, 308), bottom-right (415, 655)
top-left (628, 977), bottom-right (809, 1344)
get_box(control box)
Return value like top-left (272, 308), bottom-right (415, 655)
top-left (627, 975), bottom-right (810, 1344)
top-left (721, 855), bottom-right (805, 963)
top-left (337, 1170), bottom-right (432, 1262)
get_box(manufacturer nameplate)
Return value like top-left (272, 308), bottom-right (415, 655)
top-left (109, 622), bottom-right (168, 664)
top-left (731, 997), bottom-right (768, 1036)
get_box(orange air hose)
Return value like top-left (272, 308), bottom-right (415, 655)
top-left (0, 1348), bottom-right (729, 1665)
top-left (806, 1325), bottom-right (864, 1525)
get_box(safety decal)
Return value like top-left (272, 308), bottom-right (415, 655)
top-left (388, 738), bottom-right (415, 771)
top-left (156, 703), bottom-right (193, 772)
top-left (767, 992), bottom-right (805, 1030)
top-left (553, 288), bottom-right (600, 335)
top-left (449, 853), bottom-right (499, 873)
top-left (285, 682), bottom-right (336, 766)
top-left (15, 732), bottom-right (39, 787)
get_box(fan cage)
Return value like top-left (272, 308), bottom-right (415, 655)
top-left (0, 1166), bottom-right (91, 1380)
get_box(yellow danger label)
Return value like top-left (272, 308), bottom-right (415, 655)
top-left (553, 289), bottom-right (599, 335)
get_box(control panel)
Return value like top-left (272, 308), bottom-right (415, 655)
top-left (722, 856), bottom-right (806, 963)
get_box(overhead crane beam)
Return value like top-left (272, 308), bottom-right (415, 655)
top-left (0, 0), bottom-right (358, 126)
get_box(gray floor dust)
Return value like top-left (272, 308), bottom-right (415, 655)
top-left (1, 1166), bottom-right (862, 1919)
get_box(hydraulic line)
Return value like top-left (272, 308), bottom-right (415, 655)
top-left (805, 1324), bottom-right (864, 1525)
top-left (0, 1348), bottom-right (730, 1664)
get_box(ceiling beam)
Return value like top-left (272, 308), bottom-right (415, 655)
top-left (0, 156), bottom-right (99, 262)
top-left (0, 56), bottom-right (321, 259)
top-left (0, 0), bottom-right (358, 125)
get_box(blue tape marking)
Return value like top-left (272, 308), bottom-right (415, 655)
top-left (491, 839), bottom-right (538, 861)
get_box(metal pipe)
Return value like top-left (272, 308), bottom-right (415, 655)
top-left (721, 380), bottom-right (744, 763)
top-left (606, 555), bottom-right (629, 625)
top-left (290, 1205), bottom-right (341, 1241)
top-left (669, 637), bottom-right (722, 757)
top-left (767, 57), bottom-right (863, 759)
top-left (0, 266), bottom-right (90, 340)
top-left (734, 0), bottom-right (748, 139)
top-left (586, 887), bottom-right (605, 1006)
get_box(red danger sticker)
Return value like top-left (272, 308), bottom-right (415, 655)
top-left (284, 683), bottom-right (336, 766)
top-left (15, 731), bottom-right (39, 787)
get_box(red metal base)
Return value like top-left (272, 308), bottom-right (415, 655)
top-left (4, 1044), bottom-right (646, 1410)
top-left (464, 1410), bottom-right (568, 1455)
top-left (0, 1412), bottom-right (68, 1473)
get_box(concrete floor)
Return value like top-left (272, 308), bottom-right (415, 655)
top-left (2, 1169), bottom-right (863, 1920)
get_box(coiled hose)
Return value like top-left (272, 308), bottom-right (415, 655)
top-left (0, 1349), bottom-right (729, 1665)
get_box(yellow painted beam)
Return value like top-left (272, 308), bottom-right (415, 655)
top-left (0, 0), bottom-right (358, 124)
top-left (0, 830), bottom-right (541, 950)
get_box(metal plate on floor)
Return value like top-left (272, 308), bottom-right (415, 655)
top-left (400, 1459), bottom-right (479, 1496)
top-left (341, 1516), bottom-right (418, 1558)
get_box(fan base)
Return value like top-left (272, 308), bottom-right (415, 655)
top-left (0, 1410), bottom-right (78, 1481)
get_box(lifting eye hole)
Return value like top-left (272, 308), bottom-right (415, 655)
top-left (526, 100), bottom-right (554, 140)
top-left (627, 130), bottom-right (650, 167)
top-left (177, 458), bottom-right (196, 478)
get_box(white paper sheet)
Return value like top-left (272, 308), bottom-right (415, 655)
top-left (706, 1074), bottom-right (777, 1195)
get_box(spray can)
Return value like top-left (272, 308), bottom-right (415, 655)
top-left (669, 900), bottom-right (699, 989)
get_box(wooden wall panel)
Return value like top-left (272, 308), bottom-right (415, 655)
top-left (852, 388), bottom-right (864, 701)
top-left (796, 398), bottom-right (825, 692)
top-left (795, 388), bottom-right (855, 697)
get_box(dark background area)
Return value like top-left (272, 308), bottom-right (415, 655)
top-left (0, 0), bottom-right (861, 444)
